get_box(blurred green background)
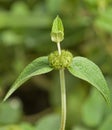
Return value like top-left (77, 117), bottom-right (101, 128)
top-left (0, 0), bottom-right (112, 130)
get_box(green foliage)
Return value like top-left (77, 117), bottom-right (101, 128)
top-left (68, 56), bottom-right (110, 105)
top-left (72, 126), bottom-right (90, 130)
top-left (82, 88), bottom-right (105, 127)
top-left (0, 125), bottom-right (22, 130)
top-left (0, 123), bottom-right (35, 130)
top-left (0, 99), bottom-right (22, 125)
top-left (35, 114), bottom-right (60, 130)
top-left (0, 0), bottom-right (112, 130)
top-left (95, 8), bottom-right (112, 33)
top-left (3, 57), bottom-right (53, 101)
top-left (19, 122), bottom-right (35, 130)
top-left (98, 114), bottom-right (112, 130)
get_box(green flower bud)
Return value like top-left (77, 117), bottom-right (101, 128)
top-left (51, 15), bottom-right (64, 43)
top-left (48, 50), bottom-right (73, 69)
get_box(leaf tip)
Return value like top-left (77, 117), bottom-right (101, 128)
top-left (3, 93), bottom-right (10, 102)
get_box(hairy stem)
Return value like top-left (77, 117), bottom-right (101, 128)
top-left (57, 42), bottom-right (66, 130)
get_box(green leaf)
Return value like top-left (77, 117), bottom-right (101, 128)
top-left (20, 122), bottom-right (35, 130)
top-left (35, 114), bottom-right (60, 130)
top-left (0, 99), bottom-right (22, 124)
top-left (98, 114), bottom-right (112, 130)
top-left (72, 126), bottom-right (90, 130)
top-left (68, 56), bottom-right (110, 105)
top-left (82, 88), bottom-right (105, 127)
top-left (0, 125), bottom-right (22, 130)
top-left (3, 56), bottom-right (53, 101)
top-left (51, 15), bottom-right (64, 43)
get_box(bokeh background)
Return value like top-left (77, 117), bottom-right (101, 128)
top-left (0, 0), bottom-right (112, 130)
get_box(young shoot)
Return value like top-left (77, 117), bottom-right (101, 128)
top-left (3, 15), bottom-right (110, 130)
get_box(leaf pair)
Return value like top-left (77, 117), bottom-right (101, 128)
top-left (3, 56), bottom-right (110, 106)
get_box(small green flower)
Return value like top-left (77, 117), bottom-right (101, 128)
top-left (48, 50), bottom-right (73, 69)
top-left (51, 15), bottom-right (64, 43)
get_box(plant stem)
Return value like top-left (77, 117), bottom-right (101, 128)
top-left (59, 69), bottom-right (66, 130)
top-left (57, 42), bottom-right (61, 55)
top-left (57, 42), bottom-right (66, 130)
